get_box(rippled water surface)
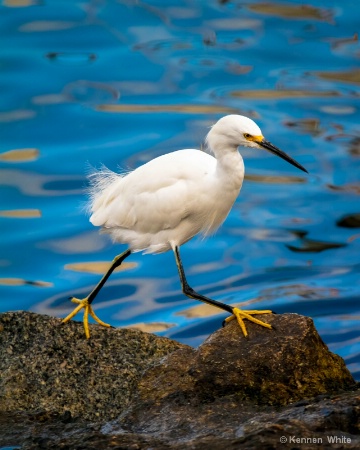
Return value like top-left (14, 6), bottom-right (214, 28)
top-left (1, 0), bottom-right (360, 379)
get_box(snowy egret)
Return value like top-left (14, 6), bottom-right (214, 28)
top-left (62, 114), bottom-right (307, 338)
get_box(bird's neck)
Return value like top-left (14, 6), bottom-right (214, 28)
top-left (214, 146), bottom-right (245, 191)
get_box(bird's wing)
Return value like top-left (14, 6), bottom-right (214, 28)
top-left (89, 150), bottom-right (216, 234)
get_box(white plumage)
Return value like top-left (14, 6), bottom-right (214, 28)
top-left (62, 114), bottom-right (307, 339)
top-left (88, 115), bottom-right (255, 254)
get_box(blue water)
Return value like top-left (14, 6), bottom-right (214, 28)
top-left (1, 1), bottom-right (359, 380)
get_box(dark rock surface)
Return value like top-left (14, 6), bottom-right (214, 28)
top-left (0, 311), bottom-right (185, 421)
top-left (0, 311), bottom-right (359, 449)
top-left (5, 390), bottom-right (359, 449)
top-left (137, 313), bottom-right (354, 407)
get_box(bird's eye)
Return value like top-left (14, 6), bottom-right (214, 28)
top-left (244, 133), bottom-right (252, 139)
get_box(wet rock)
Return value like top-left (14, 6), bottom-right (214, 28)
top-left (0, 311), bottom-right (358, 449)
top-left (0, 311), bottom-right (186, 421)
top-left (18, 389), bottom-right (360, 449)
top-left (138, 313), bottom-right (355, 407)
top-left (2, 388), bottom-right (360, 450)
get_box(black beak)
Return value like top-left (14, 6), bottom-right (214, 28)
top-left (259, 139), bottom-right (308, 174)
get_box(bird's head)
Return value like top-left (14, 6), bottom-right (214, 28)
top-left (207, 114), bottom-right (308, 173)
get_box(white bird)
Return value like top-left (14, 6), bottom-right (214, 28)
top-left (62, 114), bottom-right (307, 339)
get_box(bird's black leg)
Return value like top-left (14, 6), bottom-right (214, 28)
top-left (174, 246), bottom-right (233, 314)
top-left (62, 248), bottom-right (132, 338)
top-left (173, 246), bottom-right (272, 337)
top-left (87, 249), bottom-right (132, 305)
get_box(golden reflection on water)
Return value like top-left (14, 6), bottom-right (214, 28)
top-left (0, 209), bottom-right (41, 218)
top-left (0, 148), bottom-right (39, 162)
top-left (245, 174), bottom-right (306, 184)
top-left (248, 3), bottom-right (329, 21)
top-left (64, 261), bottom-right (137, 274)
top-left (316, 68), bottom-right (360, 85)
top-left (3, 0), bottom-right (38, 6)
top-left (96, 104), bottom-right (238, 114)
top-left (231, 89), bottom-right (339, 99)
top-left (0, 278), bottom-right (53, 287)
top-left (126, 322), bottom-right (176, 333)
top-left (177, 303), bottom-right (222, 319)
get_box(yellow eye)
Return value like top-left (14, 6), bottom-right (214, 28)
top-left (244, 133), bottom-right (252, 139)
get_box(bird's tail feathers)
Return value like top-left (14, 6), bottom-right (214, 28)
top-left (84, 164), bottom-right (123, 216)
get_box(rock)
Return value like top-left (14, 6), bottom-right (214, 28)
top-left (3, 389), bottom-right (360, 450)
top-left (138, 313), bottom-right (355, 407)
top-left (0, 311), bottom-right (358, 449)
top-left (0, 311), bottom-right (186, 421)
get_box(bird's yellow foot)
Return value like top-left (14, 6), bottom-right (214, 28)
top-left (224, 307), bottom-right (272, 337)
top-left (62, 297), bottom-right (110, 339)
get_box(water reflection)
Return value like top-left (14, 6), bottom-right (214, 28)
top-left (326, 33), bottom-right (358, 50)
top-left (64, 80), bottom-right (119, 103)
top-left (3, 0), bottom-right (40, 6)
top-left (347, 137), bottom-right (360, 156)
top-left (133, 39), bottom-right (193, 52)
top-left (64, 261), bottom-right (137, 274)
top-left (178, 303), bottom-right (223, 319)
top-left (19, 21), bottom-right (77, 32)
top-left (207, 17), bottom-right (262, 30)
top-left (327, 183), bottom-right (360, 195)
top-left (126, 322), bottom-right (175, 333)
top-left (0, 148), bottom-right (39, 162)
top-left (284, 118), bottom-right (322, 136)
top-left (96, 104), bottom-right (238, 114)
top-left (320, 105), bottom-right (356, 115)
top-left (245, 173), bottom-right (306, 184)
top-left (248, 3), bottom-right (330, 21)
top-left (0, 109), bottom-right (36, 122)
top-left (0, 278), bottom-right (52, 287)
top-left (36, 277), bottom-right (165, 324)
top-left (286, 230), bottom-right (346, 253)
top-left (32, 94), bottom-right (68, 105)
top-left (0, 169), bottom-right (84, 196)
top-left (231, 89), bottom-right (339, 99)
top-left (337, 213), bottom-right (360, 228)
top-left (0, 209), bottom-right (41, 218)
top-left (46, 52), bottom-right (97, 65)
top-left (316, 68), bottom-right (360, 84)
